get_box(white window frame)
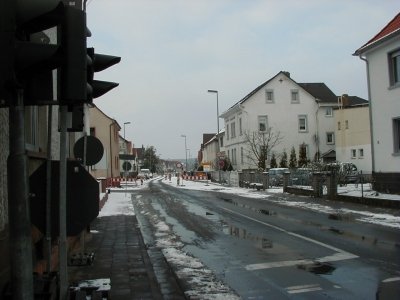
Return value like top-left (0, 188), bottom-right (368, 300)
top-left (258, 115), bottom-right (268, 132)
top-left (393, 117), bottom-right (400, 154)
top-left (358, 148), bottom-right (364, 158)
top-left (291, 89), bottom-right (299, 103)
top-left (389, 49), bottom-right (400, 87)
top-left (326, 132), bottom-right (335, 144)
top-left (265, 89), bottom-right (274, 103)
top-left (231, 122), bottom-right (236, 139)
top-left (325, 107), bottom-right (333, 117)
top-left (298, 115), bottom-right (308, 132)
top-left (351, 149), bottom-right (357, 159)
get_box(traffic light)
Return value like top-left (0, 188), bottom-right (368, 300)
top-left (59, 5), bottom-right (87, 105)
top-left (0, 0), bottom-right (64, 107)
top-left (86, 47), bottom-right (121, 103)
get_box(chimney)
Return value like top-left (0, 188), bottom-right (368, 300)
top-left (282, 71), bottom-right (290, 78)
top-left (341, 94), bottom-right (349, 107)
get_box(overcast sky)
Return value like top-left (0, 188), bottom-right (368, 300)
top-left (86, 0), bottom-right (399, 160)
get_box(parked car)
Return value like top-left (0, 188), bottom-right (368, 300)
top-left (268, 168), bottom-right (289, 186)
top-left (290, 168), bottom-right (312, 186)
top-left (325, 162), bottom-right (358, 184)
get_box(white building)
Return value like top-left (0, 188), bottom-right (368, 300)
top-left (354, 12), bottom-right (400, 193)
top-left (220, 71), bottom-right (340, 171)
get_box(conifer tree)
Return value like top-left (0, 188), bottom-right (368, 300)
top-left (289, 146), bottom-right (297, 169)
top-left (298, 143), bottom-right (308, 167)
top-left (279, 150), bottom-right (288, 168)
top-left (270, 153), bottom-right (278, 168)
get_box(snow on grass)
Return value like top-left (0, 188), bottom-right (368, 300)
top-left (166, 177), bottom-right (400, 229)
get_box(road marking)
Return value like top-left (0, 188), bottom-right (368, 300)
top-left (220, 207), bottom-right (358, 271)
top-left (286, 284), bottom-right (322, 294)
top-left (382, 277), bottom-right (400, 283)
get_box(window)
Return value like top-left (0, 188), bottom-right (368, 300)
top-left (241, 147), bottom-right (244, 163)
top-left (389, 49), bottom-right (400, 86)
top-left (393, 118), bottom-right (400, 154)
top-left (345, 120), bottom-right (349, 129)
top-left (233, 148), bottom-right (237, 165)
top-left (239, 117), bottom-right (243, 136)
top-left (298, 115), bottom-right (308, 132)
top-left (25, 107), bottom-right (39, 151)
top-left (258, 115), bottom-right (268, 132)
top-left (226, 125), bottom-right (229, 140)
top-left (358, 148), bottom-right (364, 158)
top-left (351, 149), bottom-right (357, 159)
top-left (338, 121), bottom-right (341, 130)
top-left (291, 89), bottom-right (299, 103)
top-left (220, 135), bottom-right (223, 147)
top-left (265, 89), bottom-right (274, 103)
top-left (325, 107), bottom-right (333, 117)
top-left (231, 122), bottom-right (236, 138)
top-left (326, 132), bottom-right (335, 144)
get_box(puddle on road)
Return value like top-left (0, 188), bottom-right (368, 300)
top-left (218, 197), bottom-right (277, 216)
top-left (222, 223), bottom-right (274, 250)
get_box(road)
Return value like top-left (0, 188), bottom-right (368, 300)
top-left (131, 178), bottom-right (400, 299)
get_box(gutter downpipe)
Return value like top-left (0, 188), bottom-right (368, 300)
top-left (359, 55), bottom-right (375, 173)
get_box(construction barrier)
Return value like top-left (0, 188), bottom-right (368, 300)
top-left (182, 175), bottom-right (207, 181)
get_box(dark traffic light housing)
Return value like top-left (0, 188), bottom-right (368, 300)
top-left (1, 0), bottom-right (121, 109)
top-left (0, 0), bottom-right (64, 107)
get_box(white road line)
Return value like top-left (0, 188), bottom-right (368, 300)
top-left (286, 284), bottom-right (322, 294)
top-left (220, 207), bottom-right (358, 271)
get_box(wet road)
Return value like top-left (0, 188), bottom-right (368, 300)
top-left (133, 178), bottom-right (400, 299)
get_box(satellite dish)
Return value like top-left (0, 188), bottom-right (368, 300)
top-left (74, 135), bottom-right (104, 166)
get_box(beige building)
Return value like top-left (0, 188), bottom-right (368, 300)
top-left (88, 106), bottom-right (121, 179)
top-left (334, 98), bottom-right (372, 173)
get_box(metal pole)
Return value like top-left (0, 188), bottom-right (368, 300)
top-left (8, 88), bottom-right (34, 300)
top-left (207, 90), bottom-right (221, 183)
top-left (59, 105), bottom-right (68, 300)
top-left (45, 105), bottom-right (53, 273)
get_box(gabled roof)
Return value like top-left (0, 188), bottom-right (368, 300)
top-left (221, 71), bottom-right (337, 117)
top-left (354, 12), bottom-right (400, 55)
top-left (298, 83), bottom-right (337, 103)
top-left (346, 96), bottom-right (369, 106)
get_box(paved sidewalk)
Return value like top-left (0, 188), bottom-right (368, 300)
top-left (68, 213), bottom-right (185, 299)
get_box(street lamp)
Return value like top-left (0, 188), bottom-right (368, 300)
top-left (180, 134), bottom-right (187, 172)
top-left (123, 121), bottom-right (131, 154)
top-left (123, 122), bottom-right (131, 182)
top-left (207, 89), bottom-right (221, 183)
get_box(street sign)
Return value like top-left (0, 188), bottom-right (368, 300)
top-left (122, 161), bottom-right (132, 171)
top-left (176, 162), bottom-right (182, 168)
top-left (218, 159), bottom-right (225, 168)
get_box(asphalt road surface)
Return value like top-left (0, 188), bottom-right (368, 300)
top-left (132, 178), bottom-right (400, 299)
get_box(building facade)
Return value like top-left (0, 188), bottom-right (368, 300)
top-left (88, 106), bottom-right (121, 179)
top-left (354, 12), bottom-right (400, 193)
top-left (334, 98), bottom-right (372, 173)
top-left (221, 71), bottom-right (340, 171)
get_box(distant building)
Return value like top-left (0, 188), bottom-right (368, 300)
top-left (88, 105), bottom-right (121, 179)
top-left (334, 95), bottom-right (372, 173)
top-left (220, 71), bottom-right (344, 170)
top-left (354, 12), bottom-right (400, 193)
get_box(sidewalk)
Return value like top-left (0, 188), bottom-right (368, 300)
top-left (68, 192), bottom-right (185, 299)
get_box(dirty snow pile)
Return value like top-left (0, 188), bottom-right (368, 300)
top-left (134, 195), bottom-right (240, 300)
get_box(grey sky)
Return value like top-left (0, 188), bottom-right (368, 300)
top-left (86, 0), bottom-right (399, 160)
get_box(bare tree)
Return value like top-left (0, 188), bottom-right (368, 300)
top-left (243, 128), bottom-right (283, 170)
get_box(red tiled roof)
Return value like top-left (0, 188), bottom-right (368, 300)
top-left (355, 12), bottom-right (400, 54)
top-left (366, 12), bottom-right (400, 44)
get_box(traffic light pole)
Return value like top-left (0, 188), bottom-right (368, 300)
top-left (59, 105), bottom-right (68, 300)
top-left (7, 89), bottom-right (34, 300)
